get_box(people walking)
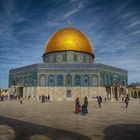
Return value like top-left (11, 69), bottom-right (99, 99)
top-left (75, 97), bottom-right (81, 114)
top-left (1, 95), bottom-right (4, 101)
top-left (97, 96), bottom-right (102, 108)
top-left (48, 94), bottom-right (50, 102)
top-left (41, 94), bottom-right (45, 103)
top-left (82, 96), bottom-right (88, 115)
top-left (125, 95), bottom-right (130, 108)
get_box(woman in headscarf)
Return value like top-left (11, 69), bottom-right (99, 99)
top-left (82, 96), bottom-right (88, 115)
top-left (75, 97), bottom-right (81, 114)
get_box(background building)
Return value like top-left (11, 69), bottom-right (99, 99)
top-left (127, 83), bottom-right (140, 99)
top-left (9, 27), bottom-right (128, 100)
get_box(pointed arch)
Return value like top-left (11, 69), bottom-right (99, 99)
top-left (65, 74), bottom-right (72, 86)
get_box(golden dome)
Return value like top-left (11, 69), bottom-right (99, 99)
top-left (45, 27), bottom-right (94, 55)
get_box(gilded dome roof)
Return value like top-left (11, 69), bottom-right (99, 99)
top-left (45, 27), bottom-right (94, 55)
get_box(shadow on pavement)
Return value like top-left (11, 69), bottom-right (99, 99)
top-left (104, 123), bottom-right (140, 140)
top-left (0, 116), bottom-right (91, 140)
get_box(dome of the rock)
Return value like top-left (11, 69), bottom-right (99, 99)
top-left (45, 27), bottom-right (94, 55)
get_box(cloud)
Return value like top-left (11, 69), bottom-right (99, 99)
top-left (61, 2), bottom-right (83, 20)
top-left (0, 0), bottom-right (140, 87)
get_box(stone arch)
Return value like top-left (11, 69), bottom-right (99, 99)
top-left (134, 91), bottom-right (137, 98)
top-left (57, 75), bottom-right (64, 86)
top-left (24, 76), bottom-right (29, 86)
top-left (74, 75), bottom-right (81, 86)
top-left (29, 75), bottom-right (32, 86)
top-left (106, 75), bottom-right (109, 86)
top-left (100, 75), bottom-right (104, 86)
top-left (104, 75), bottom-right (109, 86)
top-left (83, 75), bottom-right (90, 86)
top-left (20, 77), bottom-right (24, 85)
top-left (39, 75), bottom-right (46, 86)
top-left (119, 87), bottom-right (125, 98)
top-left (93, 75), bottom-right (98, 86)
top-left (48, 75), bottom-right (55, 86)
top-left (110, 77), bottom-right (113, 85)
top-left (15, 77), bottom-right (20, 85)
top-left (65, 74), bottom-right (72, 86)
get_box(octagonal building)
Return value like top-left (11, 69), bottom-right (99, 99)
top-left (9, 26), bottom-right (128, 100)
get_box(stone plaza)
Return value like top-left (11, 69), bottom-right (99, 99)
top-left (0, 99), bottom-right (140, 140)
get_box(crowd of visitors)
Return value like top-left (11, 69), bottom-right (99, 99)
top-left (0, 92), bottom-right (131, 111)
top-left (40, 94), bottom-right (51, 103)
top-left (74, 94), bottom-right (131, 115)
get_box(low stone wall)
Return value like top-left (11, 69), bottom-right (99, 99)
top-left (23, 86), bottom-right (107, 101)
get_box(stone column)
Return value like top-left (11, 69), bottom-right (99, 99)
top-left (110, 87), bottom-right (113, 100)
top-left (117, 87), bottom-right (119, 100)
top-left (97, 73), bottom-right (100, 86)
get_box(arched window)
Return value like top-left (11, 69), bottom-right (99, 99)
top-left (134, 91), bottom-right (137, 98)
top-left (83, 75), bottom-right (90, 86)
top-left (121, 81), bottom-right (125, 86)
top-left (24, 76), bottom-right (28, 86)
top-left (40, 75), bottom-right (46, 86)
top-left (74, 75), bottom-right (81, 86)
top-left (16, 77), bottom-right (19, 85)
top-left (105, 76), bottom-right (109, 86)
top-left (65, 74), bottom-right (72, 86)
top-left (62, 54), bottom-right (67, 62)
top-left (29, 76), bottom-right (32, 86)
top-left (93, 76), bottom-right (98, 86)
top-left (48, 75), bottom-right (55, 86)
top-left (73, 54), bottom-right (78, 62)
top-left (57, 75), bottom-right (63, 86)
top-left (20, 77), bottom-right (23, 85)
top-left (110, 77), bottom-right (113, 85)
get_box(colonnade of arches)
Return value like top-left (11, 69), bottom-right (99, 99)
top-left (131, 90), bottom-right (140, 99)
top-left (100, 75), bottom-right (127, 86)
top-left (39, 74), bottom-right (98, 86)
top-left (106, 86), bottom-right (126, 100)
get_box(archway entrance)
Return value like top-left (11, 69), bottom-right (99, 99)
top-left (67, 89), bottom-right (72, 98)
top-left (119, 88), bottom-right (125, 98)
top-left (17, 87), bottom-right (23, 98)
top-left (134, 91), bottom-right (137, 98)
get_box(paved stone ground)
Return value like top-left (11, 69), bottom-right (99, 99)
top-left (0, 99), bottom-right (140, 140)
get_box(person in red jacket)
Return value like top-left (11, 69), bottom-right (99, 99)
top-left (75, 97), bottom-right (81, 114)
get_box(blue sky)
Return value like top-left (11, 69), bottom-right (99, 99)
top-left (0, 0), bottom-right (140, 88)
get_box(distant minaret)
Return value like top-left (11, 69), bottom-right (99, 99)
top-left (68, 20), bottom-right (71, 27)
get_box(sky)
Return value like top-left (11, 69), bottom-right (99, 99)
top-left (0, 0), bottom-right (140, 88)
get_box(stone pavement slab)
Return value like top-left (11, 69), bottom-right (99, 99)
top-left (0, 99), bottom-right (140, 140)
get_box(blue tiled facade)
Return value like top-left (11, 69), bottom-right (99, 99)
top-left (8, 27), bottom-right (128, 101)
top-left (9, 62), bottom-right (128, 88)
